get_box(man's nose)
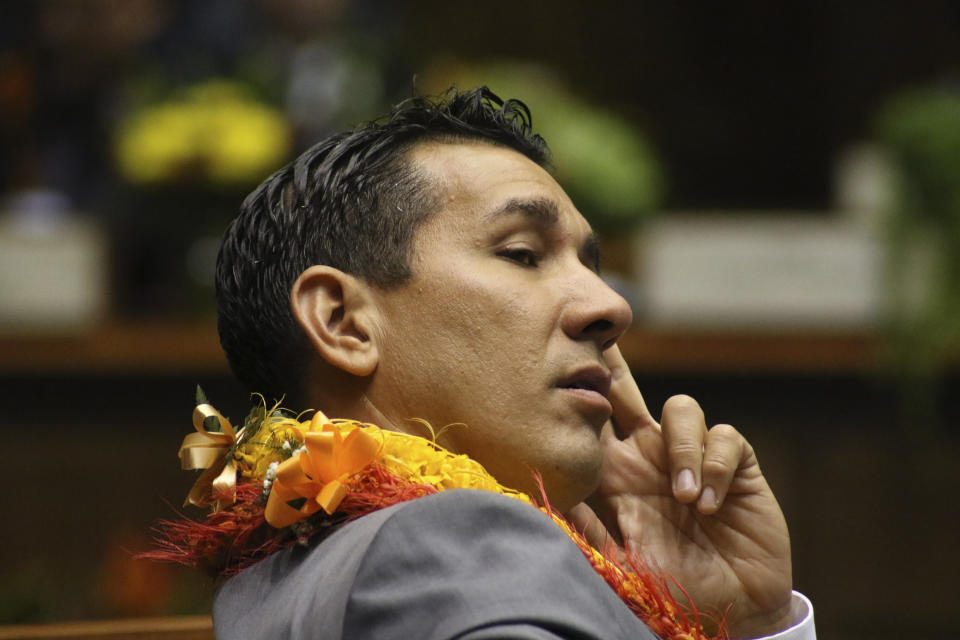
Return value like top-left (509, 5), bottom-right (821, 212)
top-left (561, 271), bottom-right (633, 350)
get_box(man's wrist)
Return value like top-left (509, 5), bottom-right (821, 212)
top-left (727, 599), bottom-right (794, 639)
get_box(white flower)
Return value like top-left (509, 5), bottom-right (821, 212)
top-left (265, 461), bottom-right (279, 481)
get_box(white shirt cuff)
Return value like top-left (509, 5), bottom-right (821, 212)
top-left (747, 591), bottom-right (816, 640)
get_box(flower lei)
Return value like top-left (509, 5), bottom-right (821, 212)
top-left (144, 396), bottom-right (727, 640)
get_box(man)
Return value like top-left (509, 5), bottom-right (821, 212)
top-left (211, 87), bottom-right (814, 639)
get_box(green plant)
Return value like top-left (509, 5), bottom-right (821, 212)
top-left (876, 86), bottom-right (960, 428)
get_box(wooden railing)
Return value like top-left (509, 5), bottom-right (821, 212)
top-left (0, 616), bottom-right (213, 640)
top-left (0, 320), bottom-right (886, 374)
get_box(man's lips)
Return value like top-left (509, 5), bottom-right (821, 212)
top-left (556, 366), bottom-right (612, 398)
top-left (556, 366), bottom-right (613, 421)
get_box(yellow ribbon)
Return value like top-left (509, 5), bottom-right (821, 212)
top-left (178, 404), bottom-right (245, 508)
top-left (265, 420), bottom-right (381, 528)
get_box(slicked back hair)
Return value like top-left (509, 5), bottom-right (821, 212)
top-left (216, 87), bottom-right (550, 404)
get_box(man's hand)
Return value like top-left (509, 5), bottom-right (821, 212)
top-left (567, 346), bottom-right (793, 639)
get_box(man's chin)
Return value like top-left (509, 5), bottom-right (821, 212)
top-left (536, 452), bottom-right (603, 512)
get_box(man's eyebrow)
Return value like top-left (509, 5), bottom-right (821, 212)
top-left (485, 197), bottom-right (602, 272)
top-left (484, 197), bottom-right (560, 226)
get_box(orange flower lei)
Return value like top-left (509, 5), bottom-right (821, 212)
top-left (145, 399), bottom-right (726, 640)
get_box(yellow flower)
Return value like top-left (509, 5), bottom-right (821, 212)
top-left (377, 426), bottom-right (531, 503)
top-left (234, 414), bottom-right (306, 482)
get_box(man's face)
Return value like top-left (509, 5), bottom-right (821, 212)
top-left (367, 141), bottom-right (632, 509)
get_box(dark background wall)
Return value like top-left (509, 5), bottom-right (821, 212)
top-left (404, 1), bottom-right (960, 209)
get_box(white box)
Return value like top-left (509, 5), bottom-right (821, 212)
top-left (638, 214), bottom-right (883, 329)
top-left (0, 213), bottom-right (108, 331)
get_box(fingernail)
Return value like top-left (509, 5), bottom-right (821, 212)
top-left (676, 468), bottom-right (696, 494)
top-left (699, 486), bottom-right (718, 510)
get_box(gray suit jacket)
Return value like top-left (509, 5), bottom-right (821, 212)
top-left (213, 489), bottom-right (660, 639)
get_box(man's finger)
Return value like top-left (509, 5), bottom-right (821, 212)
top-left (697, 423), bottom-right (747, 514)
top-left (660, 394), bottom-right (708, 503)
top-left (604, 344), bottom-right (658, 438)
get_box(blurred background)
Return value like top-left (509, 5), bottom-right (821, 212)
top-left (1, 1), bottom-right (958, 638)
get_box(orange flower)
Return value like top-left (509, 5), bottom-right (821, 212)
top-left (264, 422), bottom-right (381, 527)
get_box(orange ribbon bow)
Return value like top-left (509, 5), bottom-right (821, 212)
top-left (178, 404), bottom-right (245, 509)
top-left (265, 421), bottom-right (381, 528)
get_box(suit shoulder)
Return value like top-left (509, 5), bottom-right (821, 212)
top-left (345, 489), bottom-right (656, 639)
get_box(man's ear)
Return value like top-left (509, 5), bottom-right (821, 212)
top-left (290, 266), bottom-right (380, 377)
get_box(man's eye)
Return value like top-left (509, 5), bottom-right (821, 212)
top-left (498, 248), bottom-right (539, 267)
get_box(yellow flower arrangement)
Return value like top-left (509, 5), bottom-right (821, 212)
top-left (231, 406), bottom-right (533, 524)
top-left (178, 395), bottom-right (530, 520)
top-left (115, 80), bottom-right (291, 186)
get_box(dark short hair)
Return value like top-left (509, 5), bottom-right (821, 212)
top-left (216, 86), bottom-right (550, 404)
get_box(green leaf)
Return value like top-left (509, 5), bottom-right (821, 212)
top-left (195, 385), bottom-right (208, 405)
top-left (203, 415), bottom-right (222, 432)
